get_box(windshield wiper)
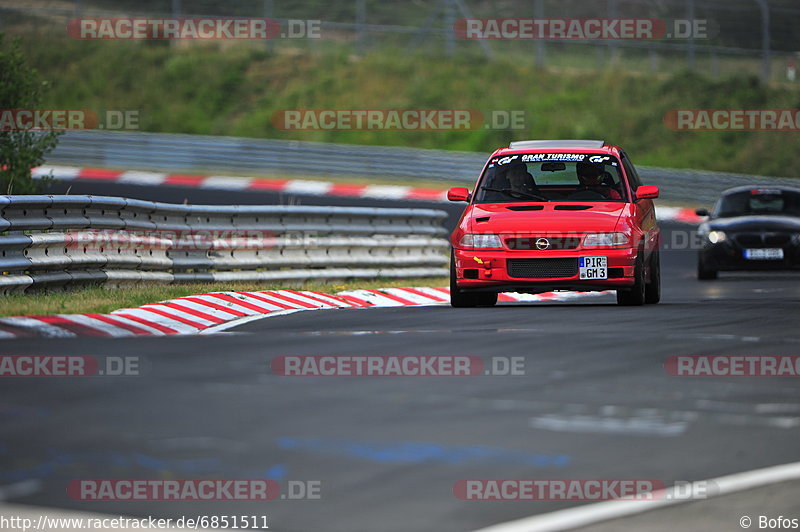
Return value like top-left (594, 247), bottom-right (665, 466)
top-left (480, 186), bottom-right (549, 202)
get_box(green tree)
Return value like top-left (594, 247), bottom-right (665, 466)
top-left (0, 32), bottom-right (61, 194)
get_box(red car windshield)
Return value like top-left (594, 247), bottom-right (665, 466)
top-left (474, 154), bottom-right (628, 203)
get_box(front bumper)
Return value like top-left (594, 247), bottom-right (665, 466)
top-left (453, 247), bottom-right (639, 293)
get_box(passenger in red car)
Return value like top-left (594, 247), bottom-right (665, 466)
top-left (576, 162), bottom-right (622, 200)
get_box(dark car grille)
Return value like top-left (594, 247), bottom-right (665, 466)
top-left (734, 233), bottom-right (792, 248)
top-left (505, 236), bottom-right (581, 250)
top-left (507, 258), bottom-right (578, 279)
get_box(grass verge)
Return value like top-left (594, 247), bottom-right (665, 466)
top-left (0, 277), bottom-right (450, 318)
top-left (13, 32), bottom-right (800, 178)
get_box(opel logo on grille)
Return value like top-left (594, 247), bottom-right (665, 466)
top-left (535, 238), bottom-right (551, 250)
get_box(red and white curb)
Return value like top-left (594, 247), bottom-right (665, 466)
top-left (31, 166), bottom-right (448, 202)
top-left (0, 288), bottom-right (609, 339)
top-left (653, 205), bottom-right (705, 224)
top-left (32, 165), bottom-right (703, 224)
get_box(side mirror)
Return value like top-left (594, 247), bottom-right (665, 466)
top-left (447, 187), bottom-right (470, 202)
top-left (695, 208), bottom-right (709, 217)
top-left (636, 185), bottom-right (659, 200)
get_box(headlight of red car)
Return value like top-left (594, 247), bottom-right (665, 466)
top-left (583, 232), bottom-right (630, 248)
top-left (459, 233), bottom-right (503, 249)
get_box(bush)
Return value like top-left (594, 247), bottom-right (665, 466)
top-left (0, 32), bottom-right (61, 194)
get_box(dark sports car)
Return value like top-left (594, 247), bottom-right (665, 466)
top-left (696, 186), bottom-right (800, 280)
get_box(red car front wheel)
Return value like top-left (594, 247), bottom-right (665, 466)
top-left (450, 252), bottom-right (498, 308)
top-left (617, 254), bottom-right (646, 306)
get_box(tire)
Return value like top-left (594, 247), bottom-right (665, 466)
top-left (697, 256), bottom-right (718, 280)
top-left (617, 254), bottom-right (646, 306)
top-left (450, 253), bottom-right (498, 308)
top-left (644, 250), bottom-right (661, 304)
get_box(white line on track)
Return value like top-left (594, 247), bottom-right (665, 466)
top-left (0, 480), bottom-right (41, 501)
top-left (472, 461), bottom-right (800, 532)
top-left (529, 414), bottom-right (689, 437)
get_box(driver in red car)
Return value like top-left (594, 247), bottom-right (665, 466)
top-left (507, 163), bottom-right (539, 197)
top-left (576, 161), bottom-right (622, 199)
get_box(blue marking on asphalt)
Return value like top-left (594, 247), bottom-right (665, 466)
top-left (265, 464), bottom-right (287, 479)
top-left (0, 448), bottom-right (284, 483)
top-left (276, 437), bottom-right (569, 467)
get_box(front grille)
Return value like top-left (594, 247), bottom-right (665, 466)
top-left (505, 236), bottom-right (581, 250)
top-left (735, 233), bottom-right (791, 248)
top-left (735, 234), bottom-right (762, 247)
top-left (765, 234), bottom-right (791, 246)
top-left (507, 258), bottom-right (578, 279)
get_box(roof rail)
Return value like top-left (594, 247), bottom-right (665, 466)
top-left (508, 140), bottom-right (606, 150)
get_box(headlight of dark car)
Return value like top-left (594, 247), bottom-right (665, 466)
top-left (707, 230), bottom-right (727, 244)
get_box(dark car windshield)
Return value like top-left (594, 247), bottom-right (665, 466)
top-left (473, 154), bottom-right (628, 203)
top-left (714, 189), bottom-right (800, 218)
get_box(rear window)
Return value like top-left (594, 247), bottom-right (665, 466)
top-left (474, 153), bottom-right (628, 203)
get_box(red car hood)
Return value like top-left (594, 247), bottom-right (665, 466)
top-left (466, 203), bottom-right (627, 234)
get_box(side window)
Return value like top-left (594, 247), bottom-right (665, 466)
top-left (620, 152), bottom-right (642, 192)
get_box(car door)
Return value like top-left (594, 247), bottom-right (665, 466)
top-left (621, 151), bottom-right (659, 257)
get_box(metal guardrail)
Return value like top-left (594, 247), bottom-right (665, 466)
top-left (0, 195), bottom-right (449, 294)
top-left (47, 131), bottom-right (487, 182)
top-left (46, 131), bottom-right (799, 206)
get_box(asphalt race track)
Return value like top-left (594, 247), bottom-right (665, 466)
top-left (2, 184), bottom-right (800, 531)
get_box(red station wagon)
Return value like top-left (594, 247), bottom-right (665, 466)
top-left (448, 140), bottom-right (661, 307)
